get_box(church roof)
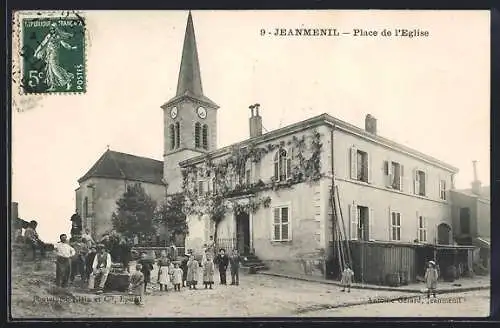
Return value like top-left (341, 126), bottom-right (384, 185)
top-left (78, 150), bottom-right (164, 185)
top-left (162, 11), bottom-right (218, 109)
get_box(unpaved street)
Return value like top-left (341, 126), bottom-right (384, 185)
top-left (16, 271), bottom-right (415, 318)
top-left (12, 260), bottom-right (490, 318)
top-left (301, 290), bottom-right (490, 317)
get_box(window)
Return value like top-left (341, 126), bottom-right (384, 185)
top-left (245, 168), bottom-right (251, 185)
top-left (83, 197), bottom-right (89, 218)
top-left (439, 180), bottom-right (446, 200)
top-left (460, 208), bottom-right (471, 234)
top-left (194, 122), bottom-right (201, 148)
top-left (384, 161), bottom-right (404, 191)
top-left (350, 148), bottom-right (370, 183)
top-left (356, 150), bottom-right (368, 182)
top-left (390, 212), bottom-right (401, 241)
top-left (418, 216), bottom-right (427, 242)
top-left (274, 148), bottom-right (291, 182)
top-left (169, 124), bottom-right (175, 150)
top-left (272, 206), bottom-right (291, 241)
top-left (198, 180), bottom-right (204, 195)
top-left (175, 122), bottom-right (180, 148)
top-left (202, 124), bottom-right (208, 150)
top-left (415, 170), bottom-right (426, 196)
top-left (241, 159), bottom-right (251, 185)
top-left (356, 206), bottom-right (369, 241)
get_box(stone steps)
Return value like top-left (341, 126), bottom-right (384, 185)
top-left (241, 254), bottom-right (269, 273)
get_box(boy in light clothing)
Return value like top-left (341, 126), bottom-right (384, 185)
top-left (425, 261), bottom-right (439, 298)
top-left (340, 264), bottom-right (354, 293)
top-left (129, 263), bottom-right (145, 306)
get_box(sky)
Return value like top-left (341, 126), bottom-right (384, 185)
top-left (11, 10), bottom-right (490, 243)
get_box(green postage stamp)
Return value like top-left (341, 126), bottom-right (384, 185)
top-left (16, 11), bottom-right (86, 94)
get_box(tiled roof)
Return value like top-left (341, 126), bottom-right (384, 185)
top-left (78, 150), bottom-right (164, 185)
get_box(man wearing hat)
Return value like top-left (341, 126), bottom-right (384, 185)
top-left (424, 260), bottom-right (439, 298)
top-left (89, 244), bottom-right (112, 294)
top-left (181, 251), bottom-right (191, 287)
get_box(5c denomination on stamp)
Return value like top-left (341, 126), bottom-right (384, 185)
top-left (18, 12), bottom-right (86, 94)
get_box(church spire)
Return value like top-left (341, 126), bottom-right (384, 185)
top-left (176, 11), bottom-right (203, 97)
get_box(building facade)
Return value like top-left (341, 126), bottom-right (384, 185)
top-left (450, 161), bottom-right (490, 267)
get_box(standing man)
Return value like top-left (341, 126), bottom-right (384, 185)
top-left (54, 234), bottom-right (76, 288)
top-left (229, 249), bottom-right (245, 286)
top-left (90, 244), bottom-right (112, 294)
top-left (215, 248), bottom-right (229, 285)
top-left (69, 237), bottom-right (87, 284)
top-left (120, 237), bottom-right (132, 273)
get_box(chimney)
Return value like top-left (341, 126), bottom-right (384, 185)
top-left (471, 160), bottom-right (482, 195)
top-left (249, 103), bottom-right (263, 138)
top-left (365, 114), bottom-right (377, 134)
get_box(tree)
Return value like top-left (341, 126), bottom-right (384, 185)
top-left (111, 183), bottom-right (157, 239)
top-left (154, 193), bottom-right (189, 245)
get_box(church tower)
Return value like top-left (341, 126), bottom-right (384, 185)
top-left (161, 12), bottom-right (219, 194)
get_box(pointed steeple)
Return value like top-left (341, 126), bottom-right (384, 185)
top-left (163, 11), bottom-right (218, 109)
top-left (177, 11), bottom-right (203, 97)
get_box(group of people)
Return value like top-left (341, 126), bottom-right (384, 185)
top-left (125, 247), bottom-right (246, 306)
top-left (54, 232), bottom-right (113, 294)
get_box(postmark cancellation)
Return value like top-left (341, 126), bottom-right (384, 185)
top-left (13, 11), bottom-right (87, 95)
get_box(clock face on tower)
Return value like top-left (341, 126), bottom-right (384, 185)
top-left (170, 107), bottom-right (178, 119)
top-left (197, 106), bottom-right (207, 119)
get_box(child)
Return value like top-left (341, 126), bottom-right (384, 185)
top-left (157, 255), bottom-right (172, 292)
top-left (128, 264), bottom-right (145, 306)
top-left (425, 260), bottom-right (439, 298)
top-left (340, 264), bottom-right (354, 292)
top-left (138, 253), bottom-right (154, 293)
top-left (172, 263), bottom-right (183, 292)
top-left (186, 255), bottom-right (199, 289)
top-left (202, 256), bottom-right (215, 289)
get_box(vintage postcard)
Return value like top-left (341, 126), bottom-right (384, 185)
top-left (10, 10), bottom-right (490, 318)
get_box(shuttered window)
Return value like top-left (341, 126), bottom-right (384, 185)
top-left (272, 206), bottom-right (291, 241)
top-left (418, 216), bottom-right (427, 242)
top-left (439, 180), bottom-right (446, 200)
top-left (390, 211), bottom-right (401, 241)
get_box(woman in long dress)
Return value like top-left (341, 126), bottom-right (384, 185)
top-left (157, 255), bottom-right (173, 292)
top-left (186, 255), bottom-right (199, 290)
top-left (33, 23), bottom-right (77, 91)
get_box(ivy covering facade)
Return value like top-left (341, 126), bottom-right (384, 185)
top-left (180, 129), bottom-right (324, 236)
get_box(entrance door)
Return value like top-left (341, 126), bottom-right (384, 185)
top-left (236, 212), bottom-right (250, 255)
